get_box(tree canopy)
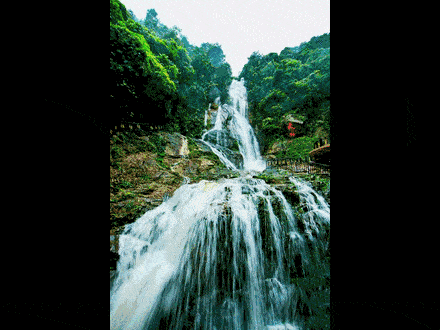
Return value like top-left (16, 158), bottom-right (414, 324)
top-left (239, 33), bottom-right (330, 153)
top-left (109, 0), bottom-right (329, 147)
top-left (109, 0), bottom-right (233, 137)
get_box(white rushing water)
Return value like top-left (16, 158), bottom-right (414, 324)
top-left (289, 177), bottom-right (330, 239)
top-left (227, 79), bottom-right (266, 172)
top-left (202, 97), bottom-right (238, 170)
top-left (110, 79), bottom-right (330, 330)
top-left (201, 79), bottom-right (266, 172)
top-left (111, 177), bottom-right (300, 329)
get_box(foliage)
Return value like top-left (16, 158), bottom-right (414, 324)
top-left (230, 140), bottom-right (240, 152)
top-left (109, 0), bottom-right (233, 139)
top-left (110, 0), bottom-right (178, 126)
top-left (239, 33), bottom-right (330, 152)
top-left (147, 133), bottom-right (166, 154)
top-left (261, 117), bottom-right (283, 147)
top-left (276, 136), bottom-right (317, 160)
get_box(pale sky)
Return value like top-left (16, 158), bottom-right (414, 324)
top-left (118, 0), bottom-right (330, 77)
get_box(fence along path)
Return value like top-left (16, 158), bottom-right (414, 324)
top-left (265, 157), bottom-right (330, 175)
top-left (109, 121), bottom-right (164, 136)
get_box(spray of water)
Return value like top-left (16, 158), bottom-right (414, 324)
top-left (110, 79), bottom-right (330, 330)
top-left (201, 97), bottom-right (238, 170)
top-left (227, 79), bottom-right (266, 172)
top-left (201, 80), bottom-right (266, 172)
top-left (289, 177), bottom-right (330, 239)
top-left (111, 178), bottom-right (302, 329)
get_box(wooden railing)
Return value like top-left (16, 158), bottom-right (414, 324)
top-left (265, 157), bottom-right (330, 175)
top-left (109, 121), bottom-right (165, 135)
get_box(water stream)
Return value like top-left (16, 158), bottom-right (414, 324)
top-left (110, 79), bottom-right (330, 330)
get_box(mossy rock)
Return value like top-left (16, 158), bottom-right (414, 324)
top-left (276, 185), bottom-right (301, 207)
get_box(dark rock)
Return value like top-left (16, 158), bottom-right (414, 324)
top-left (194, 139), bottom-right (212, 152)
top-left (241, 186), bottom-right (252, 194)
top-left (208, 86), bottom-right (220, 102)
top-left (202, 130), bottom-right (237, 150)
top-left (215, 145), bottom-right (243, 169)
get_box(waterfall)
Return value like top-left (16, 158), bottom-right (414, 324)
top-left (110, 80), bottom-right (330, 330)
top-left (201, 97), bottom-right (238, 170)
top-left (201, 80), bottom-right (266, 172)
top-left (289, 177), bottom-right (330, 239)
top-left (227, 79), bottom-right (266, 172)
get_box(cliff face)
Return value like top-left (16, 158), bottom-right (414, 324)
top-left (109, 130), bottom-right (329, 275)
top-left (110, 130), bottom-right (242, 271)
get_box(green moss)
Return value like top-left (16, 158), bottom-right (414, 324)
top-left (189, 150), bottom-right (202, 159)
top-left (148, 134), bottom-right (166, 154)
top-left (201, 152), bottom-right (226, 168)
top-left (120, 180), bottom-right (133, 188)
top-left (230, 140), bottom-right (240, 152)
top-left (140, 173), bottom-right (151, 182)
top-left (254, 173), bottom-right (280, 184)
top-left (187, 137), bottom-right (198, 152)
top-left (275, 136), bottom-right (317, 160)
top-left (110, 144), bottom-right (126, 160)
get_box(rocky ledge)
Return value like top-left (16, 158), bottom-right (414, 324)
top-left (110, 131), bottom-right (329, 273)
top-left (110, 130), bottom-right (243, 270)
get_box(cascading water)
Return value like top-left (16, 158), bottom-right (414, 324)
top-left (110, 79), bottom-right (330, 330)
top-left (201, 97), bottom-right (238, 170)
top-left (289, 177), bottom-right (330, 240)
top-left (226, 79), bottom-right (266, 172)
top-left (201, 79), bottom-right (266, 172)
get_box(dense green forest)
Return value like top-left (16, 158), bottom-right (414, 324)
top-left (110, 0), bottom-right (330, 160)
top-left (238, 33), bottom-right (330, 156)
top-left (110, 0), bottom-right (233, 138)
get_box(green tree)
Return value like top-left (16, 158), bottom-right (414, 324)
top-left (239, 32), bottom-right (330, 150)
top-left (109, 0), bottom-right (233, 138)
top-left (110, 0), bottom-right (176, 126)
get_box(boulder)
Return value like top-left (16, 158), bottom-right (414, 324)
top-left (159, 132), bottom-right (190, 158)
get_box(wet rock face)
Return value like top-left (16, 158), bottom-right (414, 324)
top-left (159, 132), bottom-right (189, 158)
top-left (274, 184), bottom-right (301, 206)
top-left (215, 145), bottom-right (244, 169)
top-left (203, 129), bottom-right (236, 150)
top-left (194, 139), bottom-right (212, 152)
top-left (110, 234), bottom-right (118, 254)
top-left (110, 131), bottom-right (239, 235)
top-left (110, 228), bottom-right (122, 273)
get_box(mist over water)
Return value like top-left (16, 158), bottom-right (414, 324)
top-left (110, 79), bottom-right (330, 330)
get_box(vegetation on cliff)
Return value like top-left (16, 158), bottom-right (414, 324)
top-left (109, 0), bottom-right (330, 161)
top-left (109, 1), bottom-right (330, 281)
top-left (109, 0), bottom-right (233, 138)
top-left (239, 33), bottom-right (330, 158)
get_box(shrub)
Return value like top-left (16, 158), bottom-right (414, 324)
top-left (277, 136), bottom-right (317, 160)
